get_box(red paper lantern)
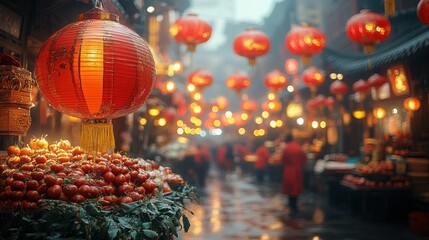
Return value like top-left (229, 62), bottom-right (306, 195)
top-left (264, 70), bottom-right (288, 92)
top-left (346, 10), bottom-right (391, 54)
top-left (169, 13), bottom-right (212, 52)
top-left (353, 79), bottom-right (370, 101)
top-left (285, 58), bottom-right (299, 75)
top-left (417, 0), bottom-right (429, 25)
top-left (302, 67), bottom-right (325, 94)
top-left (233, 28), bottom-right (271, 66)
top-left (188, 69), bottom-right (213, 90)
top-left (241, 99), bottom-right (258, 113)
top-left (285, 23), bottom-right (326, 65)
top-left (368, 73), bottom-right (388, 89)
top-left (306, 99), bottom-right (318, 112)
top-left (226, 72), bottom-right (251, 94)
top-left (34, 7), bottom-right (155, 152)
top-left (330, 80), bottom-right (349, 100)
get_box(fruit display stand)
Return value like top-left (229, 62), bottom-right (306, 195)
top-left (341, 161), bottom-right (411, 220)
top-left (0, 137), bottom-right (197, 240)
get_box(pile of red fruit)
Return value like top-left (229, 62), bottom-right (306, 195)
top-left (0, 136), bottom-right (184, 211)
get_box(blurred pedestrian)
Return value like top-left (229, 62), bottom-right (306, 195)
top-left (179, 142), bottom-right (198, 185)
top-left (195, 142), bottom-right (212, 187)
top-left (254, 140), bottom-right (270, 183)
top-left (216, 142), bottom-right (234, 178)
top-left (280, 133), bottom-right (307, 215)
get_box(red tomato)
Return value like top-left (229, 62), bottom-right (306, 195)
top-left (103, 172), bottom-right (116, 183)
top-left (19, 163), bottom-right (35, 172)
top-left (71, 146), bottom-right (84, 156)
top-left (58, 156), bottom-right (71, 163)
top-left (81, 164), bottom-right (93, 174)
top-left (63, 184), bottom-right (78, 197)
top-left (110, 165), bottom-right (122, 176)
top-left (135, 186), bottom-right (146, 195)
top-left (50, 164), bottom-right (64, 173)
top-left (7, 145), bottom-right (21, 156)
top-left (35, 155), bottom-right (47, 164)
top-left (123, 159), bottom-right (133, 167)
top-left (102, 185), bottom-right (115, 195)
top-left (136, 173), bottom-right (150, 184)
top-left (70, 194), bottom-right (86, 203)
top-left (143, 181), bottom-right (157, 194)
top-left (44, 175), bottom-right (58, 186)
top-left (8, 156), bottom-right (21, 165)
top-left (78, 185), bottom-right (91, 198)
top-left (130, 170), bottom-right (139, 180)
top-left (26, 180), bottom-right (39, 190)
top-left (46, 185), bottom-right (62, 199)
top-left (56, 172), bottom-right (67, 178)
top-left (129, 191), bottom-right (142, 201)
top-left (19, 155), bottom-right (32, 163)
top-left (119, 196), bottom-right (133, 204)
top-left (116, 184), bottom-right (133, 195)
top-left (37, 183), bottom-right (47, 194)
top-left (73, 178), bottom-right (87, 187)
top-left (95, 165), bottom-right (110, 175)
top-left (11, 181), bottom-right (26, 191)
top-left (20, 147), bottom-right (34, 156)
top-left (25, 190), bottom-right (40, 202)
top-left (86, 186), bottom-right (100, 199)
top-left (11, 190), bottom-right (25, 201)
top-left (103, 195), bottom-right (118, 205)
top-left (12, 172), bottom-right (25, 181)
top-left (31, 171), bottom-right (44, 181)
top-left (114, 174), bottom-right (126, 186)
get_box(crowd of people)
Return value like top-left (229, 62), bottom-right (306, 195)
top-left (140, 133), bottom-right (309, 215)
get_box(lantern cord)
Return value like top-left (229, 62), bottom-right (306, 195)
top-left (80, 119), bottom-right (115, 154)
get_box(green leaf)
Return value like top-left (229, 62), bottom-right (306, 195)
top-left (182, 214), bottom-right (191, 232)
top-left (80, 208), bottom-right (90, 225)
top-left (143, 229), bottom-right (158, 238)
top-left (107, 219), bottom-right (119, 240)
top-left (130, 229), bottom-right (138, 240)
top-left (118, 217), bottom-right (132, 229)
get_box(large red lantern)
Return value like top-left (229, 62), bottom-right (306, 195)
top-left (353, 79), bottom-right (371, 101)
top-left (368, 73), bottom-right (388, 89)
top-left (226, 72), bottom-right (251, 94)
top-left (169, 13), bottom-right (212, 52)
top-left (34, 7), bottom-right (155, 152)
top-left (285, 23), bottom-right (326, 65)
top-left (233, 28), bottom-right (271, 66)
top-left (188, 69), bottom-right (213, 90)
top-left (264, 70), bottom-right (288, 92)
top-left (418, 0), bottom-right (429, 25)
top-left (330, 80), bottom-right (349, 100)
top-left (346, 10), bottom-right (391, 54)
top-left (302, 67), bottom-right (325, 95)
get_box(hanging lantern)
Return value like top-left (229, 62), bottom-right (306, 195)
top-left (285, 23), bottom-right (326, 65)
top-left (233, 28), bottom-right (271, 66)
top-left (34, 6), bottom-right (155, 153)
top-left (286, 102), bottom-right (303, 118)
top-left (169, 13), bottom-right (212, 52)
top-left (188, 69), bottom-right (213, 91)
top-left (368, 73), bottom-right (388, 89)
top-left (346, 10), bottom-right (391, 54)
top-left (403, 97), bottom-right (421, 111)
top-left (285, 58), bottom-right (299, 75)
top-left (306, 98), bottom-right (318, 112)
top-left (302, 67), bottom-right (325, 95)
top-left (330, 80), bottom-right (349, 100)
top-left (226, 72), bottom-right (251, 95)
top-left (373, 107), bottom-right (387, 119)
top-left (353, 79), bottom-right (371, 101)
top-left (264, 70), bottom-right (288, 93)
top-left (262, 99), bottom-right (282, 113)
top-left (241, 99), bottom-right (258, 113)
top-left (418, 0), bottom-right (429, 25)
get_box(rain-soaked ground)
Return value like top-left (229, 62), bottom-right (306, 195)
top-left (178, 166), bottom-right (427, 240)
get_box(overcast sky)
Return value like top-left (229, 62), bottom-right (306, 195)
top-left (187, 0), bottom-right (280, 50)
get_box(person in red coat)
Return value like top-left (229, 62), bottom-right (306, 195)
top-left (254, 140), bottom-right (270, 183)
top-left (280, 133), bottom-right (307, 214)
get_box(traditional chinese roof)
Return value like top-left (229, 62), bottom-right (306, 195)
top-left (323, 8), bottom-right (429, 75)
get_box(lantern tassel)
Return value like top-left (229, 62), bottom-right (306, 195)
top-left (80, 119), bottom-right (115, 153)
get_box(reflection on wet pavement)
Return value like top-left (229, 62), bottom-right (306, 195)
top-left (179, 170), bottom-right (424, 240)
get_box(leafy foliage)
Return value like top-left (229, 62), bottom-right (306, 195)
top-left (0, 185), bottom-right (197, 240)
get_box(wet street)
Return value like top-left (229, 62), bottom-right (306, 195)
top-left (179, 168), bottom-right (425, 240)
